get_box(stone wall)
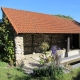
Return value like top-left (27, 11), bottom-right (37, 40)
top-left (14, 35), bottom-right (24, 65)
top-left (14, 33), bottom-right (67, 65)
top-left (23, 34), bottom-right (67, 54)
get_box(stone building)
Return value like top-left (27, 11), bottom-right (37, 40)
top-left (1, 7), bottom-right (80, 64)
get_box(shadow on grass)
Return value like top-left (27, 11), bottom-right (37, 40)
top-left (16, 67), bottom-right (24, 72)
top-left (6, 67), bottom-right (33, 80)
top-left (14, 75), bottom-right (32, 80)
top-left (14, 76), bottom-right (55, 80)
top-left (7, 73), bottom-right (32, 80)
top-left (73, 72), bottom-right (80, 80)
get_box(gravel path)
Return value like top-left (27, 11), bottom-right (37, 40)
top-left (22, 53), bottom-right (42, 74)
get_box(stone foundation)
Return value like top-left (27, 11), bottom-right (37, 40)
top-left (14, 35), bottom-right (24, 65)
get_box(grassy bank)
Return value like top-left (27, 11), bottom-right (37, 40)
top-left (0, 61), bottom-right (80, 80)
top-left (0, 61), bottom-right (29, 80)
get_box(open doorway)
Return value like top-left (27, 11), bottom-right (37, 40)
top-left (72, 34), bottom-right (79, 49)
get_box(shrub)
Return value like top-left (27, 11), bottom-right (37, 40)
top-left (39, 42), bottom-right (50, 65)
top-left (40, 42), bottom-right (49, 53)
top-left (51, 46), bottom-right (62, 67)
top-left (39, 45), bottom-right (62, 67)
top-left (0, 13), bottom-right (15, 65)
top-left (33, 65), bottom-right (63, 79)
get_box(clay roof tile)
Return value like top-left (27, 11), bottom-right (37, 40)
top-left (1, 7), bottom-right (80, 34)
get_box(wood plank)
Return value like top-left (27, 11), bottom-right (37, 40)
top-left (61, 54), bottom-right (80, 64)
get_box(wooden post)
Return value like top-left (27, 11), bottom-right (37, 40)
top-left (31, 34), bottom-right (34, 53)
top-left (65, 35), bottom-right (70, 57)
top-left (79, 34), bottom-right (80, 48)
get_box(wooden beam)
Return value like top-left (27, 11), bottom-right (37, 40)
top-left (31, 34), bottom-right (34, 53)
top-left (65, 35), bottom-right (70, 57)
top-left (79, 34), bottom-right (80, 48)
top-left (61, 54), bottom-right (80, 64)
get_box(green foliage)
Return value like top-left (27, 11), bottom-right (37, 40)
top-left (0, 13), bottom-right (15, 65)
top-left (46, 56), bottom-right (53, 63)
top-left (39, 44), bottom-right (62, 67)
top-left (1, 62), bottom-right (80, 80)
top-left (54, 14), bottom-right (73, 20)
top-left (39, 42), bottom-right (50, 64)
top-left (40, 42), bottom-right (49, 53)
top-left (33, 65), bottom-right (63, 79)
top-left (39, 54), bottom-right (53, 65)
top-left (0, 64), bottom-right (28, 80)
top-left (0, 61), bottom-right (7, 67)
top-left (39, 58), bottom-right (45, 65)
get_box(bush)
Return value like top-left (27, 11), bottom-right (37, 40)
top-left (33, 65), bottom-right (63, 79)
top-left (40, 42), bottom-right (49, 52)
top-left (39, 42), bottom-right (50, 65)
top-left (0, 14), bottom-right (15, 65)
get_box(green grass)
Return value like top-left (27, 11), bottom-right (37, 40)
top-left (0, 67), bottom-right (26, 80)
top-left (32, 68), bottom-right (80, 80)
top-left (62, 68), bottom-right (80, 80)
top-left (0, 61), bottom-right (30, 80)
top-left (0, 61), bottom-right (7, 67)
top-left (32, 67), bottom-right (80, 80)
top-left (0, 61), bottom-right (80, 80)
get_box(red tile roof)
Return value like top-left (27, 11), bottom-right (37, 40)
top-left (1, 7), bottom-right (80, 34)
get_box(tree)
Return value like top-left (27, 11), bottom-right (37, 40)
top-left (0, 13), bottom-right (15, 66)
top-left (54, 14), bottom-right (73, 20)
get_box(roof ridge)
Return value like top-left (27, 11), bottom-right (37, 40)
top-left (1, 7), bottom-right (74, 22)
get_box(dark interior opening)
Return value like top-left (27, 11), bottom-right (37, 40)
top-left (72, 34), bottom-right (79, 49)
